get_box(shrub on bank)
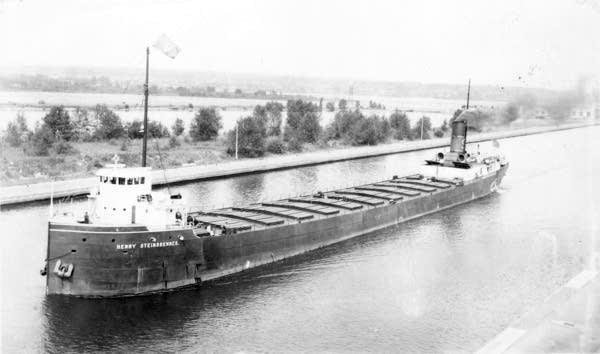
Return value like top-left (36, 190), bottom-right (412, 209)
top-left (126, 120), bottom-right (144, 139)
top-left (190, 107), bottom-right (222, 141)
top-left (169, 136), bottom-right (181, 148)
top-left (411, 116), bottom-right (433, 139)
top-left (284, 99), bottom-right (321, 145)
top-left (172, 118), bottom-right (185, 136)
top-left (93, 104), bottom-right (125, 140)
top-left (148, 121), bottom-right (170, 138)
top-left (3, 113), bottom-right (31, 147)
top-left (266, 136), bottom-right (285, 154)
top-left (53, 133), bottom-right (75, 154)
top-left (71, 107), bottom-right (95, 142)
top-left (27, 125), bottom-right (54, 156)
top-left (43, 106), bottom-right (74, 141)
top-left (226, 115), bottom-right (267, 158)
top-left (326, 110), bottom-right (391, 145)
top-left (389, 110), bottom-right (411, 140)
top-left (254, 102), bottom-right (285, 136)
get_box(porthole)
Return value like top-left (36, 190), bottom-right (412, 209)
top-left (71, 249), bottom-right (77, 253)
top-left (82, 238), bottom-right (87, 242)
top-left (111, 239), bottom-right (115, 243)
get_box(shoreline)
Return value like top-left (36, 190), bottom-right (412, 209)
top-left (1, 121), bottom-right (596, 206)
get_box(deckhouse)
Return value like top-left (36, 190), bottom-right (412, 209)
top-left (87, 163), bottom-right (185, 227)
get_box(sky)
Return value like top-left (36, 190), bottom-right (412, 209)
top-left (0, 0), bottom-right (599, 89)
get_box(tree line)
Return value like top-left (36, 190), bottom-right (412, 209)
top-left (2, 105), bottom-right (175, 156)
top-left (9, 92), bottom-right (577, 160)
top-left (1, 100), bottom-right (446, 159)
top-left (221, 100), bottom-right (442, 158)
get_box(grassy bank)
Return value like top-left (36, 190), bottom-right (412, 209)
top-left (0, 135), bottom-right (360, 186)
top-left (0, 137), bottom-right (232, 186)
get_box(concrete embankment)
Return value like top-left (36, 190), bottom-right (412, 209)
top-left (0, 122), bottom-right (596, 206)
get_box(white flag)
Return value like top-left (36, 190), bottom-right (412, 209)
top-left (153, 34), bottom-right (180, 59)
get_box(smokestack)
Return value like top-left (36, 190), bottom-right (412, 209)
top-left (450, 120), bottom-right (467, 154)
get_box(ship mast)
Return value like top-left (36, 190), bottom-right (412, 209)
top-left (142, 47), bottom-right (150, 167)
top-left (466, 78), bottom-right (471, 110)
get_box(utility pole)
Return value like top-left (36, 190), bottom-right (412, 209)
top-left (142, 47), bottom-right (150, 167)
top-left (235, 121), bottom-right (239, 159)
top-left (420, 117), bottom-right (424, 140)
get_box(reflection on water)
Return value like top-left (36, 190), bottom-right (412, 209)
top-left (2, 126), bottom-right (599, 353)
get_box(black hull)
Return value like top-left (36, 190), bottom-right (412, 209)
top-left (46, 164), bottom-right (508, 297)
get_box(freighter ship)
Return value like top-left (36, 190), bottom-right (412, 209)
top-left (43, 117), bottom-right (508, 297)
top-left (42, 50), bottom-right (507, 297)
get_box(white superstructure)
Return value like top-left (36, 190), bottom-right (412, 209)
top-left (83, 164), bottom-right (186, 228)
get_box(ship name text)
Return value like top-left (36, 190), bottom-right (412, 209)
top-left (116, 241), bottom-right (180, 250)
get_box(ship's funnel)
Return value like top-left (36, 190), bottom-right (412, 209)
top-left (450, 119), bottom-right (467, 153)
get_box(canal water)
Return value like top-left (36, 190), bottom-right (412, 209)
top-left (2, 126), bottom-right (599, 353)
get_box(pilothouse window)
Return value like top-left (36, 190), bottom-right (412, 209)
top-left (127, 178), bottom-right (133, 185)
top-left (141, 177), bottom-right (145, 184)
top-left (110, 177), bottom-right (116, 184)
top-left (134, 178), bottom-right (139, 185)
top-left (118, 177), bottom-right (125, 185)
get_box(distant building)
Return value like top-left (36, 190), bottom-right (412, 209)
top-left (570, 106), bottom-right (598, 120)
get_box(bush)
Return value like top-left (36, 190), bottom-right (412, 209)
top-left (93, 104), bottom-right (125, 140)
top-left (28, 125), bottom-right (54, 156)
top-left (190, 107), bottom-right (222, 141)
top-left (253, 102), bottom-right (284, 136)
top-left (412, 116), bottom-right (433, 139)
top-left (329, 109), bottom-right (363, 140)
top-left (53, 135), bottom-right (74, 154)
top-left (126, 120), bottom-right (144, 139)
top-left (284, 100), bottom-right (321, 144)
top-left (389, 110), bottom-right (411, 140)
top-left (326, 102), bottom-right (335, 112)
top-left (72, 107), bottom-right (95, 142)
top-left (147, 120), bottom-right (170, 138)
top-left (169, 135), bottom-right (181, 148)
top-left (338, 99), bottom-right (347, 111)
top-left (226, 116), bottom-right (266, 157)
top-left (43, 106), bottom-right (74, 141)
top-left (326, 110), bottom-right (390, 145)
top-left (3, 113), bottom-right (31, 147)
top-left (434, 129), bottom-right (444, 138)
top-left (120, 138), bottom-right (129, 151)
top-left (286, 137), bottom-right (303, 152)
top-left (172, 118), bottom-right (185, 136)
top-left (349, 115), bottom-right (391, 145)
top-left (440, 119), bottom-right (449, 132)
top-left (266, 136), bottom-right (285, 154)
top-left (264, 102), bottom-right (284, 136)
